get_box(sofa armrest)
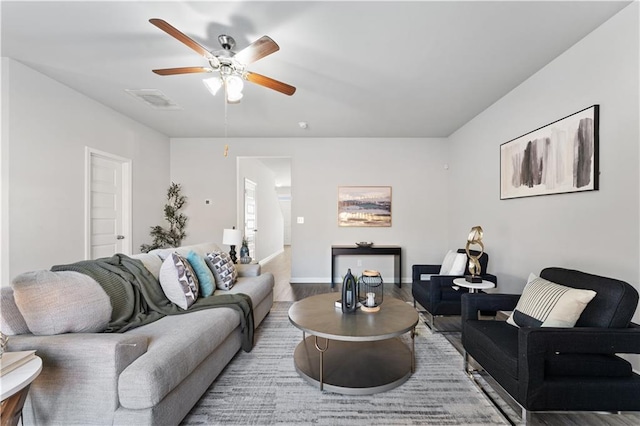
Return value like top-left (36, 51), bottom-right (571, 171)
top-left (412, 264), bottom-right (441, 281)
top-left (517, 324), bottom-right (640, 404)
top-left (7, 333), bottom-right (148, 376)
top-left (519, 323), bottom-right (640, 356)
top-left (481, 273), bottom-right (498, 285)
top-left (7, 333), bottom-right (148, 423)
top-left (236, 263), bottom-right (261, 277)
top-left (461, 293), bottom-right (520, 321)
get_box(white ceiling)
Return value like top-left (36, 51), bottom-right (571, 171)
top-left (1, 1), bottom-right (630, 138)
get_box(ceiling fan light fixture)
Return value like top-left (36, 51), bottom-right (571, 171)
top-left (226, 91), bottom-right (243, 103)
top-left (225, 74), bottom-right (244, 103)
top-left (203, 77), bottom-right (223, 96)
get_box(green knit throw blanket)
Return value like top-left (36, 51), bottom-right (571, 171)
top-left (52, 254), bottom-right (254, 352)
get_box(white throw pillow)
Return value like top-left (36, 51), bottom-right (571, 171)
top-left (439, 250), bottom-right (467, 276)
top-left (159, 253), bottom-right (199, 309)
top-left (11, 270), bottom-right (112, 335)
top-left (449, 253), bottom-right (468, 276)
top-left (205, 251), bottom-right (238, 290)
top-left (507, 273), bottom-right (597, 328)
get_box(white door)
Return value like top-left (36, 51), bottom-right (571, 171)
top-left (85, 148), bottom-right (131, 259)
top-left (244, 179), bottom-right (257, 259)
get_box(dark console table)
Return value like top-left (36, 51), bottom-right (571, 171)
top-left (331, 245), bottom-right (402, 288)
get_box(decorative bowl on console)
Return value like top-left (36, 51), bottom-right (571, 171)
top-left (355, 241), bottom-right (373, 248)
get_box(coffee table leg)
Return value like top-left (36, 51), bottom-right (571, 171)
top-left (411, 327), bottom-right (416, 373)
top-left (314, 336), bottom-right (329, 391)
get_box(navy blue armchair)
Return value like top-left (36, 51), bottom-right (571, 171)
top-left (412, 249), bottom-right (497, 330)
top-left (462, 267), bottom-right (640, 421)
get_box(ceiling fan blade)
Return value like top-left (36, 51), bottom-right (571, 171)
top-left (234, 36), bottom-right (279, 65)
top-left (149, 18), bottom-right (212, 58)
top-left (246, 72), bottom-right (296, 96)
top-left (152, 67), bottom-right (213, 76)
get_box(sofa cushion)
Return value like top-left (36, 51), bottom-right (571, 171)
top-left (11, 270), bottom-right (111, 334)
top-left (546, 354), bottom-right (632, 377)
top-left (186, 250), bottom-right (215, 297)
top-left (222, 273), bottom-right (274, 306)
top-left (507, 273), bottom-right (596, 328)
top-left (205, 251), bottom-right (238, 290)
top-left (0, 287), bottom-right (30, 335)
top-left (129, 252), bottom-right (164, 280)
top-left (464, 320), bottom-right (519, 380)
top-left (159, 253), bottom-right (199, 309)
top-left (118, 307), bottom-right (241, 409)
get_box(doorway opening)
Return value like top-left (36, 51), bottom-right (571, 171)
top-left (237, 157), bottom-right (291, 279)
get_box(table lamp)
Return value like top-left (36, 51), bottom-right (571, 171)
top-left (222, 228), bottom-right (242, 264)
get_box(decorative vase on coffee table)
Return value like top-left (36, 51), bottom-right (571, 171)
top-left (341, 269), bottom-right (358, 313)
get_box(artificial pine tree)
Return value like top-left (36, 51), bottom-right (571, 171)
top-left (140, 182), bottom-right (188, 253)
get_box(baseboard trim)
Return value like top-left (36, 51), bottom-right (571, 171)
top-left (289, 277), bottom-right (332, 284)
top-left (259, 248), bottom-right (285, 266)
top-left (290, 277), bottom-right (412, 284)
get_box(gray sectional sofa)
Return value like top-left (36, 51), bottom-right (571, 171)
top-left (1, 242), bottom-right (275, 425)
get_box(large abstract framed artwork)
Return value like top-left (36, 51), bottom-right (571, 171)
top-left (338, 186), bottom-right (391, 227)
top-left (500, 105), bottom-right (599, 200)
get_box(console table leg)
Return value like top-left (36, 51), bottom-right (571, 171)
top-left (314, 336), bottom-right (329, 391)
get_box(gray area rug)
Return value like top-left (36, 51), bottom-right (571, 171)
top-left (181, 302), bottom-right (508, 425)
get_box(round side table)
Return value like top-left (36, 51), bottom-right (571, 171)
top-left (1, 356), bottom-right (42, 426)
top-left (452, 277), bottom-right (495, 293)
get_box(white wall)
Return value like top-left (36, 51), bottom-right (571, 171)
top-left (1, 58), bottom-right (171, 282)
top-left (237, 157), bottom-right (285, 261)
top-left (449, 3), bottom-right (639, 370)
top-left (448, 4), bottom-right (639, 294)
top-left (170, 137), bottom-right (450, 282)
top-left (276, 186), bottom-right (292, 245)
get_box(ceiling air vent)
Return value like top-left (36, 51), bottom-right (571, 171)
top-left (125, 89), bottom-right (182, 110)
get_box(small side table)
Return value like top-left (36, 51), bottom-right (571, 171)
top-left (453, 277), bottom-right (496, 293)
top-left (1, 356), bottom-right (42, 426)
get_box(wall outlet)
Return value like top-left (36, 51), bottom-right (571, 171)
top-left (357, 259), bottom-right (362, 267)
top-left (297, 217), bottom-right (304, 224)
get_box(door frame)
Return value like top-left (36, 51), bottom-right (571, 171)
top-left (84, 147), bottom-right (132, 259)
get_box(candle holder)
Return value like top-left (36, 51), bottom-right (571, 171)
top-left (359, 270), bottom-right (383, 312)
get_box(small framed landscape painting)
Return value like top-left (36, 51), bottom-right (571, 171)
top-left (500, 105), bottom-right (599, 200)
top-left (338, 186), bottom-right (391, 227)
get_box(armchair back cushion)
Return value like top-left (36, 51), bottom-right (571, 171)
top-left (458, 249), bottom-right (489, 276)
top-left (540, 267), bottom-right (638, 328)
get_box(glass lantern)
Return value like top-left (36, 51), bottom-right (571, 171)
top-left (359, 270), bottom-right (383, 312)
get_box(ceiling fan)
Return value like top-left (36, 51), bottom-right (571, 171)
top-left (149, 18), bottom-right (296, 103)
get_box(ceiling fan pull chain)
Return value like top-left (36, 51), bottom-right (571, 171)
top-left (224, 87), bottom-right (229, 158)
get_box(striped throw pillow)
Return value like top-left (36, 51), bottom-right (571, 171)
top-left (507, 273), bottom-right (596, 328)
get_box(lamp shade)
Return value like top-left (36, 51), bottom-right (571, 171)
top-left (203, 77), bottom-right (223, 96)
top-left (222, 228), bottom-right (242, 246)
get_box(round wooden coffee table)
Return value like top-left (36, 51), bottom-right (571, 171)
top-left (288, 293), bottom-right (418, 395)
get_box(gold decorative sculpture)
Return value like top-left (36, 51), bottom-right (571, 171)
top-left (465, 226), bottom-right (484, 283)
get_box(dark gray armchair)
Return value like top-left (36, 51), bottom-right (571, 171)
top-left (462, 267), bottom-right (640, 421)
top-left (412, 249), bottom-right (497, 330)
